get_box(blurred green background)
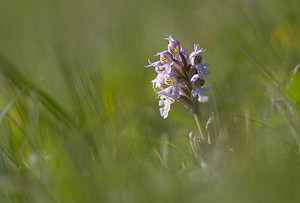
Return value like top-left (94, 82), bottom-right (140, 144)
top-left (0, 0), bottom-right (300, 202)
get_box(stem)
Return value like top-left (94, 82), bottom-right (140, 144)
top-left (194, 113), bottom-right (206, 142)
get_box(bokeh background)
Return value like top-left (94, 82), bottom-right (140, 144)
top-left (0, 0), bottom-right (300, 202)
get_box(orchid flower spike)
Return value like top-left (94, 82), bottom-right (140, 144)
top-left (146, 36), bottom-right (211, 118)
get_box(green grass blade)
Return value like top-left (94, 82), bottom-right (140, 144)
top-left (0, 54), bottom-right (73, 128)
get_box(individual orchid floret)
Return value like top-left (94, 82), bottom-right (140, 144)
top-left (152, 67), bottom-right (180, 90)
top-left (190, 74), bottom-right (210, 103)
top-left (146, 51), bottom-right (173, 74)
top-left (189, 44), bottom-right (206, 66)
top-left (156, 51), bottom-right (173, 64)
top-left (189, 44), bottom-right (210, 76)
top-left (191, 74), bottom-right (205, 87)
top-left (146, 59), bottom-right (170, 74)
top-left (164, 35), bottom-right (181, 55)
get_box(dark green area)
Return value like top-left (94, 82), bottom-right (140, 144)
top-left (0, 0), bottom-right (299, 202)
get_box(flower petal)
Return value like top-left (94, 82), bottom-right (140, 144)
top-left (159, 96), bottom-right (172, 118)
top-left (195, 64), bottom-right (210, 76)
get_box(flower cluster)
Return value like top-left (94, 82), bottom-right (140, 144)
top-left (146, 36), bottom-right (211, 118)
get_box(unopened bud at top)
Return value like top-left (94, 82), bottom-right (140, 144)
top-left (181, 47), bottom-right (189, 61)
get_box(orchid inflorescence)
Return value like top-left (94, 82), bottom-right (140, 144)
top-left (146, 36), bottom-right (211, 119)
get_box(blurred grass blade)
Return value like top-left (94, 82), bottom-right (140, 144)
top-left (0, 81), bottom-right (39, 156)
top-left (7, 114), bottom-right (36, 151)
top-left (232, 114), bottom-right (269, 127)
top-left (287, 64), bottom-right (300, 90)
top-left (34, 88), bottom-right (73, 127)
top-left (0, 144), bottom-right (19, 167)
top-left (0, 54), bottom-right (73, 127)
top-left (239, 45), bottom-right (280, 89)
top-left (0, 84), bottom-right (33, 124)
top-left (240, 45), bottom-right (299, 113)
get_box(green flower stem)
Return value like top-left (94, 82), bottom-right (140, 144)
top-left (194, 113), bottom-right (206, 142)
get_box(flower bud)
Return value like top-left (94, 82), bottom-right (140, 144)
top-left (181, 47), bottom-right (189, 61)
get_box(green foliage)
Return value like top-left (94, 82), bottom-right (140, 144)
top-left (0, 0), bottom-right (299, 202)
